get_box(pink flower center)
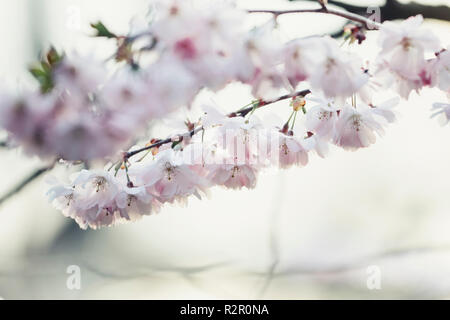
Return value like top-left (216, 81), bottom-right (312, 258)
top-left (350, 115), bottom-right (362, 132)
top-left (174, 38), bottom-right (198, 60)
top-left (164, 162), bottom-right (176, 181)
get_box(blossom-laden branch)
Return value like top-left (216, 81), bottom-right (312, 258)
top-left (125, 89), bottom-right (312, 160)
top-left (124, 127), bottom-right (203, 160)
top-left (0, 0), bottom-right (448, 229)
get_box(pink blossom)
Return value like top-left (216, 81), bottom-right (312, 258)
top-left (271, 131), bottom-right (310, 169)
top-left (131, 148), bottom-right (208, 204)
top-left (0, 91), bottom-right (60, 158)
top-left (115, 185), bottom-right (156, 220)
top-left (378, 15), bottom-right (441, 80)
top-left (307, 37), bottom-right (368, 99)
top-left (47, 170), bottom-right (122, 229)
top-left (283, 37), bottom-right (326, 88)
top-left (376, 15), bottom-right (441, 98)
top-left (206, 163), bottom-right (258, 190)
top-left (47, 169), bottom-right (159, 229)
top-left (233, 21), bottom-right (285, 99)
top-left (333, 105), bottom-right (385, 151)
top-left (53, 53), bottom-right (107, 96)
top-left (305, 95), bottom-right (339, 139)
top-left (374, 61), bottom-right (423, 99)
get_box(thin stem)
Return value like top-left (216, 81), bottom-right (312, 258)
top-left (291, 111), bottom-right (299, 130)
top-left (286, 111), bottom-right (295, 126)
top-left (125, 31), bottom-right (153, 44)
top-left (247, 6), bottom-right (381, 30)
top-left (124, 161), bottom-right (132, 187)
top-left (107, 160), bottom-right (119, 172)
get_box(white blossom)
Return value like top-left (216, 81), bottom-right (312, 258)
top-left (307, 37), bottom-right (368, 100)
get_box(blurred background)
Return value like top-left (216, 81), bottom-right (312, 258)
top-left (0, 0), bottom-right (450, 299)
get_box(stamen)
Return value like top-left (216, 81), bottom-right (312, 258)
top-left (93, 176), bottom-right (107, 192)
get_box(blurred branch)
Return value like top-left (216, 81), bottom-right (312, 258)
top-left (262, 244), bottom-right (450, 277)
top-left (292, 0), bottom-right (450, 22)
top-left (82, 261), bottom-right (231, 280)
top-left (256, 173), bottom-right (286, 298)
top-left (248, 7), bottom-right (381, 29)
top-left (0, 164), bottom-right (55, 206)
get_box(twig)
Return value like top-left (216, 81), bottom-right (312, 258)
top-left (248, 6), bottom-right (381, 30)
top-left (125, 127), bottom-right (204, 160)
top-left (0, 164), bottom-right (55, 206)
top-left (235, 89), bottom-right (311, 117)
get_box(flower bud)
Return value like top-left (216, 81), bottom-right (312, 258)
top-left (291, 96), bottom-right (306, 111)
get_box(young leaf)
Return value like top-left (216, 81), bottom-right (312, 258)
top-left (91, 21), bottom-right (117, 39)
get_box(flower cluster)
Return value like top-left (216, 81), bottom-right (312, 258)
top-left (0, 1), bottom-right (252, 160)
top-left (375, 15), bottom-right (446, 99)
top-left (48, 92), bottom-right (400, 229)
top-left (47, 169), bottom-right (158, 229)
top-left (0, 1), bottom-right (448, 228)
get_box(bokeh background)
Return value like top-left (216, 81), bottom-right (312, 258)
top-left (0, 0), bottom-right (450, 299)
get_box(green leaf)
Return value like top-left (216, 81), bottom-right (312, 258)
top-left (171, 140), bottom-right (183, 149)
top-left (28, 47), bottom-right (64, 93)
top-left (29, 66), bottom-right (46, 79)
top-left (90, 21), bottom-right (117, 39)
top-left (28, 63), bottom-right (53, 94)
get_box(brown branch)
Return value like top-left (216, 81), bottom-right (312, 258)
top-left (125, 127), bottom-right (204, 160)
top-left (248, 6), bottom-right (381, 30)
top-left (0, 164), bottom-right (55, 206)
top-left (382, 0), bottom-right (450, 22)
top-left (292, 0), bottom-right (450, 23)
top-left (235, 89), bottom-right (311, 118)
top-left (125, 89), bottom-right (311, 160)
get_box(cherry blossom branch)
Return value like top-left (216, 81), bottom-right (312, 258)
top-left (232, 89), bottom-right (311, 118)
top-left (125, 127), bottom-right (204, 160)
top-left (124, 89), bottom-right (311, 160)
top-left (0, 164), bottom-right (55, 206)
top-left (247, 6), bottom-right (381, 30)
